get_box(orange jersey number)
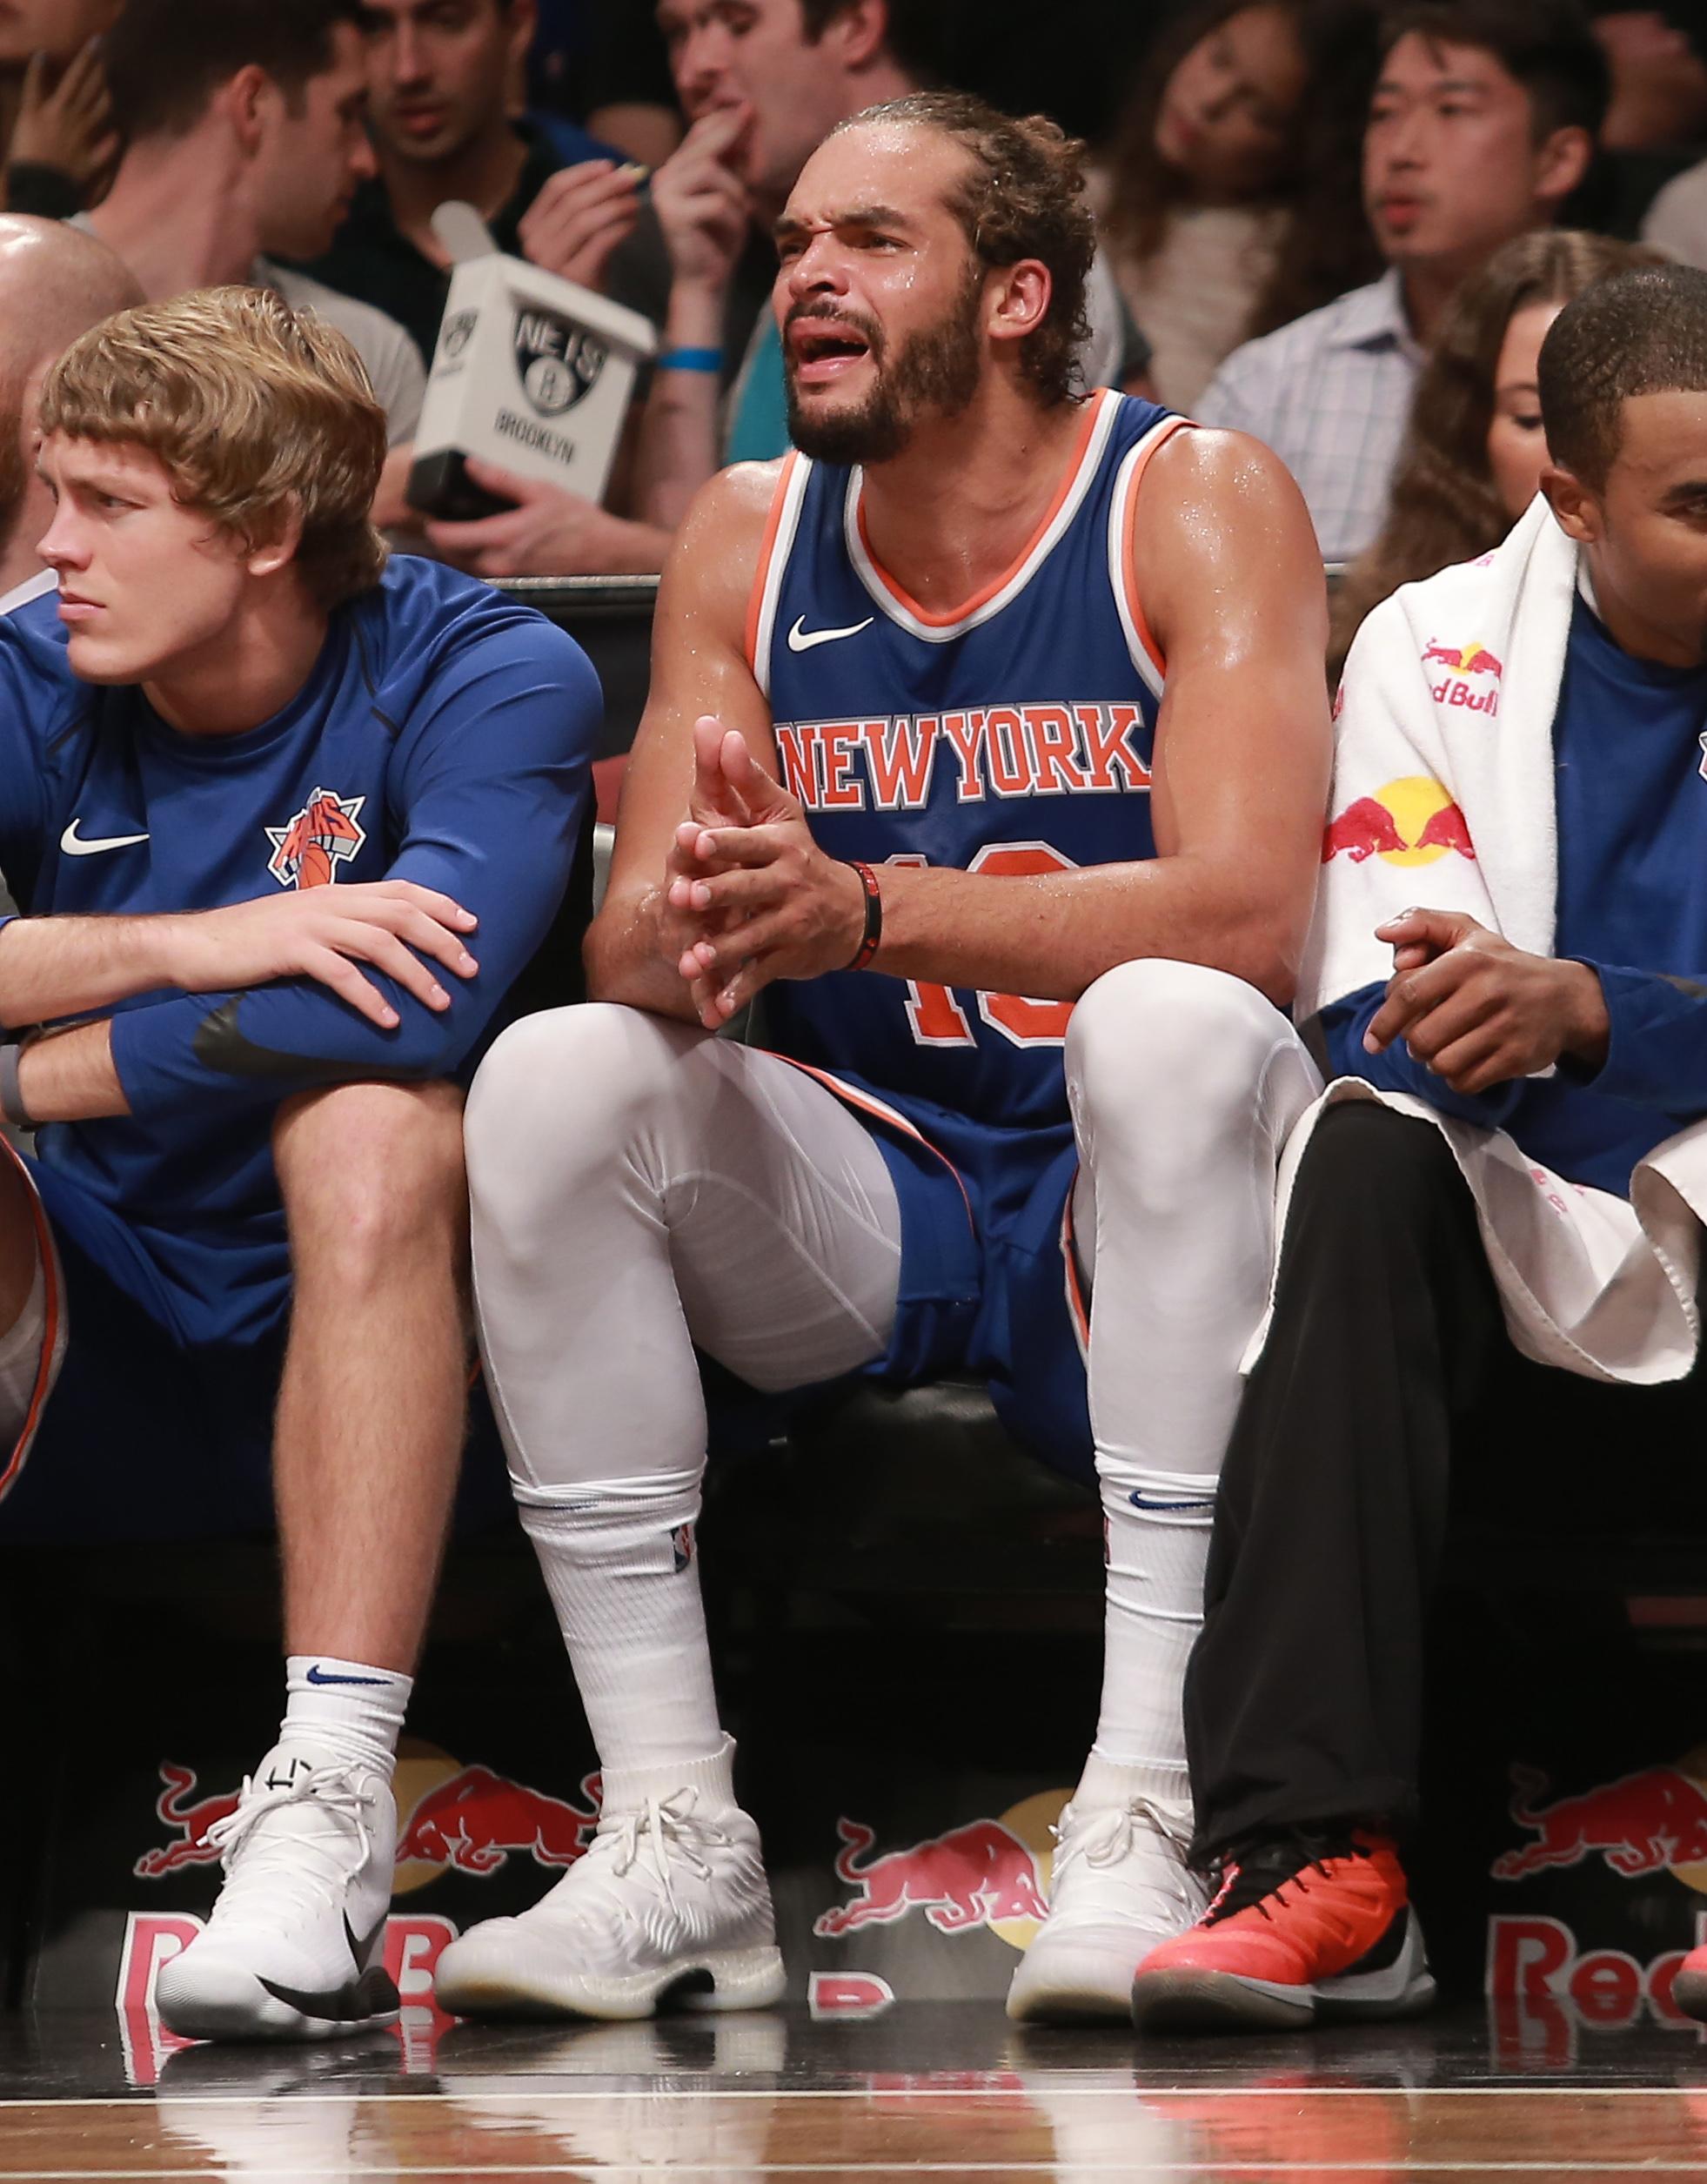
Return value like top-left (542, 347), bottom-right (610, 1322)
top-left (887, 842), bottom-right (1077, 1049)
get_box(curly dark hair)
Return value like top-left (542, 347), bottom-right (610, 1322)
top-left (1329, 230), bottom-right (1660, 676)
top-left (837, 90), bottom-right (1095, 407)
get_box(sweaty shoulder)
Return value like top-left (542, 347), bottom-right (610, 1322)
top-left (659, 459), bottom-right (790, 642)
top-left (348, 554), bottom-right (602, 746)
top-left (1142, 424), bottom-right (1315, 550)
top-left (1135, 425), bottom-right (1325, 651)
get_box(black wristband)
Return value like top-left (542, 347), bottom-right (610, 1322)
top-left (844, 860), bottom-right (882, 971)
top-left (0, 1042), bottom-right (32, 1130)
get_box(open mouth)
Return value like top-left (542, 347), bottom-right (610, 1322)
top-left (789, 321), bottom-right (874, 387)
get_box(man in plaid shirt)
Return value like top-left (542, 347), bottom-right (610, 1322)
top-left (1199, 0), bottom-right (1605, 562)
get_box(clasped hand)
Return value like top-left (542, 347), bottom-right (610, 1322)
top-left (1364, 908), bottom-right (1609, 1094)
top-left (661, 715), bottom-right (865, 1028)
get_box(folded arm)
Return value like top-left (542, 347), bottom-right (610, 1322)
top-left (17, 628), bottom-right (598, 1125)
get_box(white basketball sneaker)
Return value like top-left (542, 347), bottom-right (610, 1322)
top-left (1007, 1757), bottom-right (1208, 2023)
top-left (433, 1737), bottom-right (785, 2022)
top-left (155, 1741), bottom-right (399, 2043)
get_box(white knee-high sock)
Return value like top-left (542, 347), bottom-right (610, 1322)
top-left (1092, 1463), bottom-right (1216, 1806)
top-left (520, 1470), bottom-right (726, 1772)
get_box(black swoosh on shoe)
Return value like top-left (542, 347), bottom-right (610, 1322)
top-left (257, 1915), bottom-right (398, 2025)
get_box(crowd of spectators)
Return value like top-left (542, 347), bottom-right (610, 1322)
top-left (2, 0), bottom-right (1707, 654)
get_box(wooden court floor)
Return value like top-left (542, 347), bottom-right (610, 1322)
top-left (3, 2000), bottom-right (1706, 2180)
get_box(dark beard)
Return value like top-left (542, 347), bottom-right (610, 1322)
top-left (784, 271), bottom-right (985, 466)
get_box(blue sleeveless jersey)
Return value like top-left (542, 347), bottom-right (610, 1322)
top-left (751, 388), bottom-right (1180, 1163)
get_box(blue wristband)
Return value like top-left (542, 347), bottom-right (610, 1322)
top-left (657, 345), bottom-right (723, 374)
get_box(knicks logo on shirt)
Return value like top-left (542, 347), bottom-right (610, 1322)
top-left (773, 704), bottom-right (1152, 814)
top-left (265, 788), bottom-right (367, 889)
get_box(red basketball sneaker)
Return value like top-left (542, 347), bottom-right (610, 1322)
top-left (1129, 1829), bottom-right (1436, 2033)
top-left (1674, 1946), bottom-right (1707, 2022)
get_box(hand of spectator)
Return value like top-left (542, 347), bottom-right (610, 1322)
top-left (1364, 909), bottom-right (1609, 1093)
top-left (9, 38), bottom-right (118, 199)
top-left (655, 714), bottom-right (753, 994)
top-left (424, 457), bottom-right (663, 576)
top-left (519, 158), bottom-right (644, 292)
top-left (651, 106), bottom-right (752, 296)
top-left (1593, 10), bottom-right (1707, 151)
top-left (161, 882), bottom-right (480, 1030)
top-left (667, 725), bottom-right (866, 1028)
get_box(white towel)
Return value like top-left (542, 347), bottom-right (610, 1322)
top-left (1259, 497), bottom-right (1707, 1384)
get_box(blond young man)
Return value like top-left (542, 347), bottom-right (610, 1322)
top-left (0, 287), bottom-right (597, 2040)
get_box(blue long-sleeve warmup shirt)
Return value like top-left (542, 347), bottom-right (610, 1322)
top-left (1324, 594), bottom-right (1707, 1198)
top-left (0, 557), bottom-right (599, 1340)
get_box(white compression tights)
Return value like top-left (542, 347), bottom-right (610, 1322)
top-left (465, 962), bottom-right (1320, 1795)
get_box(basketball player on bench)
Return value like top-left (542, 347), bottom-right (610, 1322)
top-left (438, 90), bottom-right (1330, 2025)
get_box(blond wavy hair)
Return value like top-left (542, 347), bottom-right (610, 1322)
top-left (39, 285), bottom-right (388, 612)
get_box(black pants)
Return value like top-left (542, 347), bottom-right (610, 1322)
top-left (1184, 1100), bottom-right (1707, 1863)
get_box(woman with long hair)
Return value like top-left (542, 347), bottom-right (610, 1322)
top-left (1097, 0), bottom-right (1312, 407)
top-left (1329, 229), bottom-right (1663, 678)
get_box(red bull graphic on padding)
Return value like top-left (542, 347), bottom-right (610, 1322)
top-left (137, 1756), bottom-right (601, 1885)
top-left (265, 787), bottom-right (366, 889)
top-left (1422, 637), bottom-right (1503, 714)
top-left (1322, 776), bottom-right (1476, 868)
top-left (1493, 1761), bottom-right (1707, 1881)
top-left (813, 1816), bottom-right (1049, 1937)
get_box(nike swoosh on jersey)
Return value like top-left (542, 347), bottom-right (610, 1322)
top-left (787, 613), bottom-right (874, 652)
top-left (60, 820), bottom-right (150, 856)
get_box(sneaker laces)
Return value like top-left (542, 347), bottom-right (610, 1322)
top-left (590, 1789), bottom-right (723, 1914)
top-left (1203, 1825), bottom-right (1370, 1927)
top-left (1051, 1796), bottom-right (1200, 1921)
top-left (204, 1765), bottom-right (372, 1923)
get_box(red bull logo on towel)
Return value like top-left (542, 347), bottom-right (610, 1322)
top-left (1422, 638), bottom-right (1503, 714)
top-left (1322, 777), bottom-right (1476, 868)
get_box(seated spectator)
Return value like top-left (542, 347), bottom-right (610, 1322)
top-left (0, 285), bottom-right (597, 2046)
top-left (1130, 262), bottom-right (1707, 2036)
top-left (1096, 0), bottom-right (1311, 409)
top-left (1329, 226), bottom-right (1657, 672)
top-left (0, 0), bottom-right (120, 219)
top-left (1198, 0), bottom-right (1607, 563)
top-left (77, 0), bottom-right (428, 460)
top-left (0, 215), bottom-right (141, 601)
top-left (425, 0), bottom-right (1153, 578)
top-left (303, 0), bottom-right (671, 373)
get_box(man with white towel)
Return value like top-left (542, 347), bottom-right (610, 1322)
top-left (1131, 260), bottom-right (1707, 2036)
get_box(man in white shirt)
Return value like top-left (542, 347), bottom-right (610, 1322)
top-left (1643, 156), bottom-right (1707, 271)
top-left (1198, 0), bottom-right (1603, 562)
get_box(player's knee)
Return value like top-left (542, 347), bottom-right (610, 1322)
top-left (1292, 1100), bottom-right (1456, 1229)
top-left (275, 1079), bottom-right (465, 1266)
top-left (465, 1002), bottom-right (696, 1232)
top-left (1068, 959), bottom-right (1283, 1136)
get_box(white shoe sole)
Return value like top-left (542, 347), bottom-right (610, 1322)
top-left (1007, 1936), bottom-right (1157, 2025)
top-left (1130, 1912), bottom-right (1436, 2035)
top-left (435, 1942), bottom-right (787, 2024)
top-left (156, 1958), bottom-right (399, 2045)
